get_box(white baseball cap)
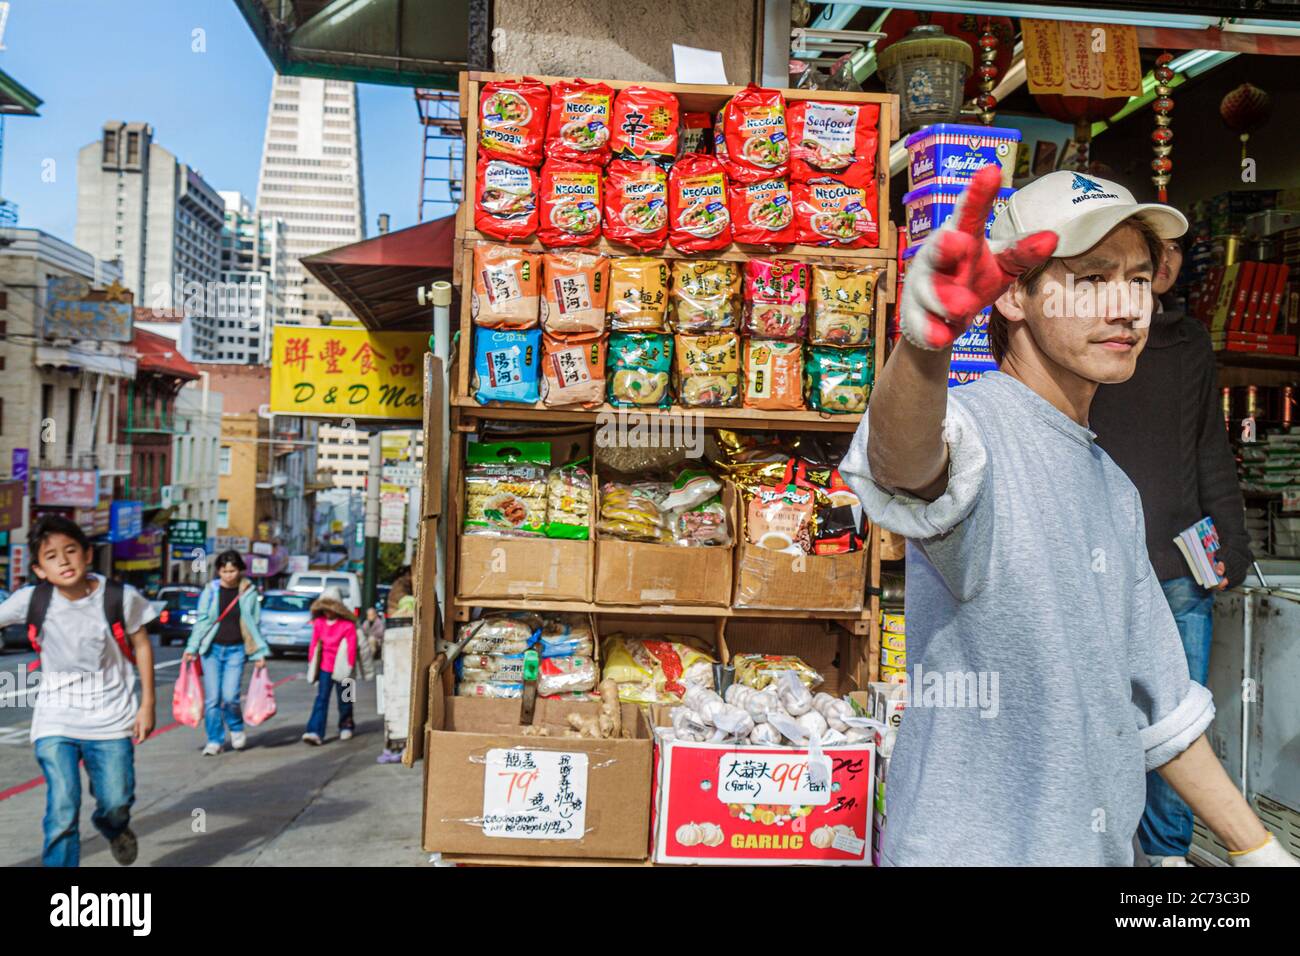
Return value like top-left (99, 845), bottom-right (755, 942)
top-left (990, 170), bottom-right (1187, 257)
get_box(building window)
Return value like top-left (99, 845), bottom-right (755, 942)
top-left (220, 445), bottom-right (232, 474)
top-left (217, 499), bottom-right (229, 529)
top-left (126, 131), bottom-right (141, 165)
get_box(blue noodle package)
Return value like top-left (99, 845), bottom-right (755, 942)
top-left (473, 327), bottom-right (542, 404)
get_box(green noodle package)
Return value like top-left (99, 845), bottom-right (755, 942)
top-left (607, 332), bottom-right (673, 408)
top-left (805, 345), bottom-right (872, 414)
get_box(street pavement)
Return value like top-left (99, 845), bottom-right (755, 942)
top-left (0, 639), bottom-right (428, 867)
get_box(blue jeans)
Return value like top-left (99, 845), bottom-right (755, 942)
top-left (306, 675), bottom-right (354, 738)
top-left (33, 736), bottom-right (135, 868)
top-left (1139, 576), bottom-right (1215, 858)
top-left (202, 643), bottom-right (247, 746)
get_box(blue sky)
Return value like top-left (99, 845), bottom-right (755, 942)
top-left (0, 0), bottom-right (447, 246)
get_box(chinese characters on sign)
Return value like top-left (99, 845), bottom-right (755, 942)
top-left (481, 749), bottom-right (589, 840)
top-left (716, 752), bottom-right (834, 806)
top-left (0, 480), bottom-right (23, 532)
top-left (43, 277), bottom-right (134, 343)
top-left (270, 328), bottom-right (430, 420)
top-left (36, 469), bottom-right (99, 508)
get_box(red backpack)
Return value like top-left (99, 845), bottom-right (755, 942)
top-left (24, 579), bottom-right (132, 674)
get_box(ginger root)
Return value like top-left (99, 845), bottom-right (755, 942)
top-left (565, 711), bottom-right (601, 739)
top-left (597, 679), bottom-right (623, 739)
top-left (521, 725), bottom-right (550, 737)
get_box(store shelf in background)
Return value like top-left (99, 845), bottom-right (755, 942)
top-left (450, 398), bottom-right (863, 431)
top-left (454, 597), bottom-right (872, 629)
top-left (1216, 351), bottom-right (1300, 388)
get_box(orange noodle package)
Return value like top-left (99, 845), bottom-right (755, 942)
top-left (602, 160), bottom-right (668, 251)
top-left (478, 78), bottom-right (550, 166)
top-left (720, 84), bottom-right (790, 184)
top-left (668, 154), bottom-right (732, 253)
top-left (743, 258), bottom-right (810, 339)
top-left (792, 174), bottom-right (879, 248)
top-left (541, 330), bottom-right (606, 407)
top-left (608, 257), bottom-right (669, 332)
top-left (471, 242), bottom-right (541, 329)
top-left (669, 260), bottom-right (741, 333)
top-left (674, 332), bottom-right (740, 408)
top-left (540, 250), bottom-right (609, 333)
top-left (544, 78), bottom-right (614, 164)
top-left (728, 178), bottom-right (796, 247)
top-left (538, 160), bottom-right (602, 247)
top-left (609, 86), bottom-right (679, 165)
top-left (474, 156), bottom-right (538, 240)
top-left (743, 338), bottom-right (804, 411)
top-left (786, 100), bottom-right (879, 184)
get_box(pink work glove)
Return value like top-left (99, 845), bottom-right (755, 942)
top-left (899, 164), bottom-right (1059, 351)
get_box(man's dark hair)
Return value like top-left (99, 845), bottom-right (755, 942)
top-left (29, 514), bottom-right (92, 556)
top-left (989, 219), bottom-right (1165, 364)
top-left (215, 549), bottom-right (246, 571)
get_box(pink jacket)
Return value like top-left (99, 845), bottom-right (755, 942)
top-left (309, 616), bottom-right (358, 673)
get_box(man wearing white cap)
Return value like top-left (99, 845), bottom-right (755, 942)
top-left (840, 165), bottom-right (1295, 866)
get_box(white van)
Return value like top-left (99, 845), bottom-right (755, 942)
top-left (286, 570), bottom-right (364, 617)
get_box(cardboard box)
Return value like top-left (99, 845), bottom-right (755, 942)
top-left (651, 736), bottom-right (875, 865)
top-left (422, 682), bottom-right (654, 861)
top-left (867, 681), bottom-right (908, 730)
top-left (725, 619), bottom-right (860, 696)
top-left (593, 485), bottom-right (735, 608)
top-left (730, 483), bottom-right (868, 611)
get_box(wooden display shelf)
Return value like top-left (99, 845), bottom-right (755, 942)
top-left (452, 398), bottom-right (862, 431)
top-left (454, 597), bottom-right (873, 629)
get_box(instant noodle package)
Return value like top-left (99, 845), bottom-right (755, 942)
top-left (540, 250), bottom-right (609, 333)
top-left (463, 443), bottom-right (550, 536)
top-left (473, 327), bottom-right (542, 405)
top-left (478, 78), bottom-right (550, 166)
top-left (743, 339), bottom-right (803, 411)
top-left (541, 329), bottom-right (606, 407)
top-left (538, 160), bottom-right (603, 246)
top-left (729, 178), bottom-right (796, 247)
top-left (720, 84), bottom-right (789, 184)
top-left (608, 257), bottom-right (669, 331)
top-left (810, 264), bottom-right (880, 347)
top-left (609, 86), bottom-right (679, 165)
top-left (544, 78), bottom-right (615, 164)
top-left (471, 243), bottom-right (540, 329)
top-left (602, 160), bottom-right (668, 251)
top-left (608, 332), bottom-right (672, 408)
top-left (668, 154), bottom-right (732, 253)
top-left (743, 259), bottom-right (809, 339)
top-left (806, 345), bottom-right (872, 414)
top-left (793, 176), bottom-right (879, 248)
top-left (669, 260), bottom-right (740, 333)
top-left (474, 157), bottom-right (538, 240)
top-left (786, 100), bottom-right (880, 184)
top-left (674, 332), bottom-right (740, 409)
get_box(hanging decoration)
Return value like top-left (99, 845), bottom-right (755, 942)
top-left (1150, 53), bottom-right (1174, 203)
top-left (976, 21), bottom-right (999, 124)
top-left (876, 24), bottom-right (973, 133)
top-left (876, 12), bottom-right (1014, 101)
top-left (1219, 82), bottom-right (1271, 166)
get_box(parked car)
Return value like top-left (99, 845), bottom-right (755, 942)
top-left (0, 588), bottom-right (29, 651)
top-left (260, 590), bottom-right (316, 657)
top-left (150, 586), bottom-right (202, 646)
top-left (286, 570), bottom-right (363, 618)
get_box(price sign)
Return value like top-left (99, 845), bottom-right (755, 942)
top-left (716, 752), bottom-right (834, 806)
top-left (481, 749), bottom-right (589, 840)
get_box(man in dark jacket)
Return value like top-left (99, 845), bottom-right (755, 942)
top-left (1091, 235), bottom-right (1252, 866)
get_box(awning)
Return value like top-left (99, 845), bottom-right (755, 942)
top-left (301, 215), bottom-right (455, 331)
top-left (36, 345), bottom-right (136, 379)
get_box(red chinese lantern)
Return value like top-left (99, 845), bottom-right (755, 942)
top-left (1220, 82), bottom-right (1271, 163)
top-left (1034, 94), bottom-right (1130, 171)
top-left (877, 11), bottom-right (1014, 100)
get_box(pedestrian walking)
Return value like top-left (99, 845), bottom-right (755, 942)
top-left (302, 587), bottom-right (358, 745)
top-left (183, 551), bottom-right (270, 756)
top-left (0, 515), bottom-right (159, 867)
top-left (361, 606), bottom-right (385, 660)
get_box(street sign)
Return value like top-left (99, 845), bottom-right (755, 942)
top-left (382, 462), bottom-right (420, 487)
top-left (36, 469), bottom-right (99, 508)
top-left (11, 448), bottom-right (28, 482)
top-left (109, 501), bottom-right (143, 543)
top-left (216, 535), bottom-right (250, 553)
top-left (168, 518), bottom-right (207, 547)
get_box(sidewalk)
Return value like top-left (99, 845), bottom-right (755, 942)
top-left (0, 668), bottom-right (428, 867)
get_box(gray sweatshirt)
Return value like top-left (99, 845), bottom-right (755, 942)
top-left (841, 371), bottom-right (1214, 866)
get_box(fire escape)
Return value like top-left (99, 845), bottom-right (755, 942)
top-left (415, 89), bottom-right (465, 222)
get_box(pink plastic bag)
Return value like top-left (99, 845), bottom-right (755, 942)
top-left (243, 667), bottom-right (277, 726)
top-left (172, 659), bottom-right (204, 728)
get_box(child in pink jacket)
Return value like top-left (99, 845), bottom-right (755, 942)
top-left (302, 588), bottom-right (358, 745)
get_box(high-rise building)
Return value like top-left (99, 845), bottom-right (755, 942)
top-left (215, 191), bottom-right (285, 364)
top-left (254, 76), bottom-right (366, 327)
top-left (75, 122), bottom-right (224, 357)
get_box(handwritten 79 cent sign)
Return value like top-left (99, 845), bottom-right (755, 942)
top-left (270, 327), bottom-right (429, 420)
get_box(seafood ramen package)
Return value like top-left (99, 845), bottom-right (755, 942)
top-left (810, 264), bottom-right (881, 347)
top-left (471, 243), bottom-right (540, 329)
top-left (544, 78), bottom-right (614, 164)
top-left (674, 332), bottom-right (740, 408)
top-left (806, 345), bottom-right (872, 414)
top-left (541, 330), bottom-right (606, 407)
top-left (743, 339), bottom-right (804, 411)
top-left (743, 258), bottom-right (810, 339)
top-left (669, 260), bottom-right (741, 333)
top-left (720, 84), bottom-right (790, 184)
top-left (668, 154), bottom-right (732, 253)
top-left (602, 160), bottom-right (668, 251)
top-left (540, 250), bottom-right (609, 333)
top-left (607, 332), bottom-right (673, 408)
top-left (609, 86), bottom-right (679, 165)
top-left (478, 78), bottom-right (550, 166)
top-left (728, 178), bottom-right (797, 247)
top-left (793, 175), bottom-right (879, 248)
top-left (473, 327), bottom-right (542, 405)
top-left (474, 157), bottom-right (538, 240)
top-left (786, 100), bottom-right (880, 184)
top-left (538, 160), bottom-right (602, 247)
top-left (608, 256), bottom-right (669, 331)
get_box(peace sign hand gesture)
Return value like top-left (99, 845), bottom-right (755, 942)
top-left (899, 164), bottom-right (1059, 351)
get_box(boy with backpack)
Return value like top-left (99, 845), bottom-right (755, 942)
top-left (0, 515), bottom-right (158, 867)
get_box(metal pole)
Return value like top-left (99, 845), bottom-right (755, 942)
top-left (363, 431), bottom-right (382, 611)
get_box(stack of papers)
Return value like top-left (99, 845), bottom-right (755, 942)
top-left (1174, 516), bottom-right (1225, 589)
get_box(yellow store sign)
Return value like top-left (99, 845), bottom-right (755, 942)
top-left (271, 327), bottom-right (429, 419)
